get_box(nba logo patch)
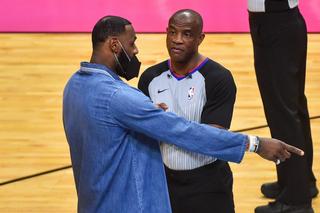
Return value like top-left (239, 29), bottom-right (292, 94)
top-left (188, 87), bottom-right (195, 100)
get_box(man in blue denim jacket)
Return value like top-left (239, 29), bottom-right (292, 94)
top-left (63, 15), bottom-right (304, 213)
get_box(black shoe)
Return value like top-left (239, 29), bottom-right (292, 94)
top-left (255, 201), bottom-right (314, 213)
top-left (261, 182), bottom-right (319, 199)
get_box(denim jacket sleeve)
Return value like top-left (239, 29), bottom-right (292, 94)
top-left (109, 86), bottom-right (247, 163)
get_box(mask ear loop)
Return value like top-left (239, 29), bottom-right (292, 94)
top-left (113, 52), bottom-right (127, 76)
top-left (117, 41), bottom-right (131, 62)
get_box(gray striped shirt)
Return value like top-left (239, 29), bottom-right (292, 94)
top-left (149, 70), bottom-right (216, 170)
top-left (139, 59), bottom-right (236, 170)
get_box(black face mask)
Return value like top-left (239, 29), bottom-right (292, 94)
top-left (114, 42), bottom-right (141, 81)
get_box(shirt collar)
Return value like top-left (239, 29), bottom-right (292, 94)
top-left (79, 62), bottom-right (122, 81)
top-left (168, 58), bottom-right (209, 81)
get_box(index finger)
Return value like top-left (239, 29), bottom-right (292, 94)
top-left (283, 143), bottom-right (304, 156)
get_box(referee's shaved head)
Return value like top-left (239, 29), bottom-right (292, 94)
top-left (166, 9), bottom-right (205, 63)
top-left (169, 9), bottom-right (203, 34)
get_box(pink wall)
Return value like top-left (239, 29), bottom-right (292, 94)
top-left (1, 0), bottom-right (319, 32)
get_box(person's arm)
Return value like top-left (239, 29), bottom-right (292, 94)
top-left (109, 86), bottom-right (303, 164)
top-left (201, 65), bottom-right (236, 129)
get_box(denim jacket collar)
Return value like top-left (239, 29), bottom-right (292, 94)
top-left (80, 62), bottom-right (122, 81)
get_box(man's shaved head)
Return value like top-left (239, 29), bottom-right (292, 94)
top-left (166, 9), bottom-right (205, 64)
top-left (169, 9), bottom-right (203, 34)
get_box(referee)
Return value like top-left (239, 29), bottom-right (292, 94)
top-left (139, 9), bottom-right (237, 213)
top-left (248, 0), bottom-right (318, 212)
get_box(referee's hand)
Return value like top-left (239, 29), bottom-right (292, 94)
top-left (156, 102), bottom-right (168, 111)
top-left (256, 137), bottom-right (304, 164)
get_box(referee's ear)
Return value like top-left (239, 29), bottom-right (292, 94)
top-left (198, 33), bottom-right (205, 46)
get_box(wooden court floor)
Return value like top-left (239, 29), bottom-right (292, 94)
top-left (0, 33), bottom-right (319, 212)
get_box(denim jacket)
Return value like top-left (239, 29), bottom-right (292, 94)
top-left (63, 62), bottom-right (247, 213)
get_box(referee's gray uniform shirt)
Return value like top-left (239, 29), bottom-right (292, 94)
top-left (138, 58), bottom-right (236, 170)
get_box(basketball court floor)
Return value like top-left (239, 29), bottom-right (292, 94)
top-left (0, 33), bottom-right (319, 212)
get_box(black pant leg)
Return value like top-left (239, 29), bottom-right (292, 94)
top-left (297, 52), bottom-right (316, 184)
top-left (294, 12), bottom-right (316, 185)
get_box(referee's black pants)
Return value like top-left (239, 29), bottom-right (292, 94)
top-left (249, 7), bottom-right (316, 205)
top-left (165, 160), bottom-right (234, 213)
